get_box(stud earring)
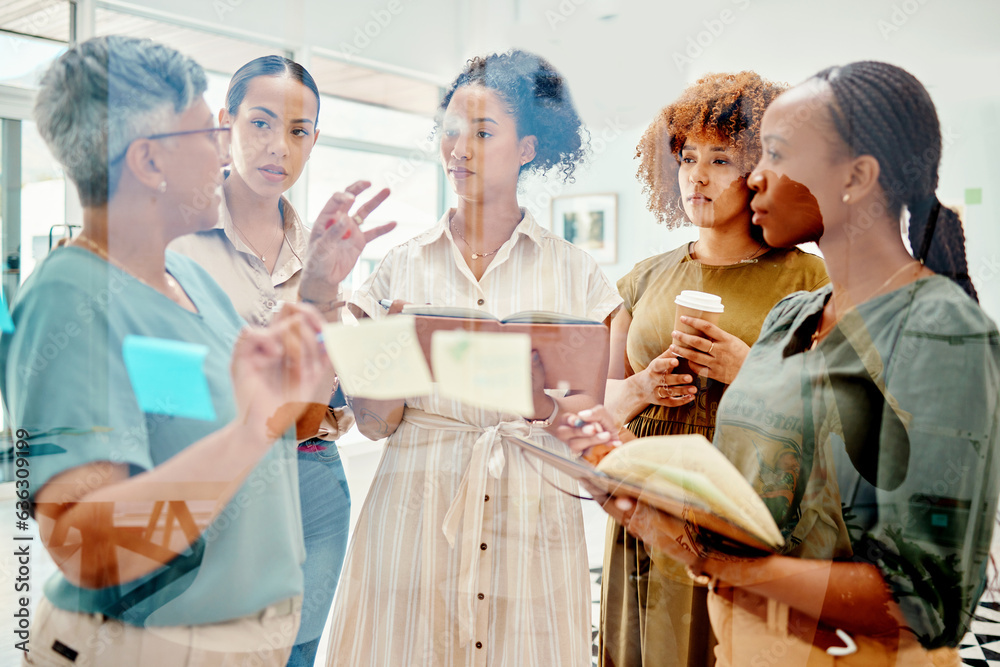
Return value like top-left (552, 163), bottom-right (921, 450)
top-left (158, 181), bottom-right (167, 194)
top-left (842, 193), bottom-right (850, 203)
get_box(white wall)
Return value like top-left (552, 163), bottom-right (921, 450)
top-left (100, 0), bottom-right (1000, 314)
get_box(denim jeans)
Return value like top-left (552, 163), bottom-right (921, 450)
top-left (285, 442), bottom-right (351, 667)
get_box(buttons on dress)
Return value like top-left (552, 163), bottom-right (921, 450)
top-left (480, 543), bottom-right (487, 551)
top-left (475, 642), bottom-right (483, 649)
top-left (477, 593), bottom-right (485, 600)
top-left (484, 495), bottom-right (490, 502)
top-left (477, 298), bottom-right (485, 306)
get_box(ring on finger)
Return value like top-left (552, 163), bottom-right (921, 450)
top-left (708, 341), bottom-right (715, 355)
top-left (350, 214), bottom-right (364, 226)
top-left (655, 385), bottom-right (670, 400)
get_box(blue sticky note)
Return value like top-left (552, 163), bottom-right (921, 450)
top-left (0, 287), bottom-right (14, 334)
top-left (122, 335), bottom-right (216, 421)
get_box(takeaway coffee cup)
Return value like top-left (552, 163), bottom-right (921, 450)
top-left (672, 291), bottom-right (724, 377)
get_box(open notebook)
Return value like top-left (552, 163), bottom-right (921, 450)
top-left (404, 306), bottom-right (610, 401)
top-left (510, 434), bottom-right (784, 556)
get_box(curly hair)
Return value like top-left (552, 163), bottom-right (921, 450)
top-left (636, 71), bottom-right (786, 227)
top-left (436, 50), bottom-right (587, 183)
top-left (810, 61), bottom-right (977, 301)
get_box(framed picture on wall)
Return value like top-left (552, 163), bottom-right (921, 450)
top-left (551, 193), bottom-right (618, 264)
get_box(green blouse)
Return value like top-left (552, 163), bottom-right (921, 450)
top-left (715, 276), bottom-right (1000, 648)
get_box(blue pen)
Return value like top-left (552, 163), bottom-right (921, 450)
top-left (379, 299), bottom-right (392, 310)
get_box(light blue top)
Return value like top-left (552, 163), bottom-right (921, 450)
top-left (0, 247), bottom-right (304, 626)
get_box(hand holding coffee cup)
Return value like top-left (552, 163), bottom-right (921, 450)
top-left (668, 290), bottom-right (750, 385)
top-left (644, 350), bottom-right (697, 405)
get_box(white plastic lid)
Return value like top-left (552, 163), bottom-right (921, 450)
top-left (674, 290), bottom-right (724, 313)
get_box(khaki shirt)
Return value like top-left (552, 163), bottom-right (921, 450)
top-left (170, 195), bottom-right (352, 439)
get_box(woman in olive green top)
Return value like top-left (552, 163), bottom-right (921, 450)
top-left (601, 72), bottom-right (828, 667)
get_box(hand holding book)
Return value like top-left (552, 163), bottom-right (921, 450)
top-left (524, 408), bottom-right (785, 556)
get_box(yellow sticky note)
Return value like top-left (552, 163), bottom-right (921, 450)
top-left (321, 317), bottom-right (432, 399)
top-left (431, 329), bottom-right (533, 416)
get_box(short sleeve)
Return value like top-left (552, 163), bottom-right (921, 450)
top-left (795, 250), bottom-right (830, 292)
top-left (585, 260), bottom-right (623, 323)
top-left (862, 299), bottom-right (1000, 648)
top-left (756, 290), bottom-right (817, 343)
top-left (3, 281), bottom-right (153, 501)
top-left (616, 269), bottom-right (638, 315)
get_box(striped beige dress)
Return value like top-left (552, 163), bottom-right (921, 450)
top-left (326, 210), bottom-right (621, 666)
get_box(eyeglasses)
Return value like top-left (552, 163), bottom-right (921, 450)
top-left (111, 127), bottom-right (231, 162)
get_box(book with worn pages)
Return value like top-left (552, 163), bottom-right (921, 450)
top-left (510, 434), bottom-right (785, 556)
top-left (403, 305), bottom-right (610, 402)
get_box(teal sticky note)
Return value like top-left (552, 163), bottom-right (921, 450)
top-left (122, 335), bottom-right (216, 421)
top-left (0, 287), bottom-right (14, 334)
top-left (965, 188), bottom-right (982, 205)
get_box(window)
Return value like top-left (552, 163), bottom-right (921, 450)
top-left (0, 32), bottom-right (65, 90)
top-left (94, 7), bottom-right (287, 77)
top-left (0, 0), bottom-right (72, 43)
top-left (19, 120), bottom-right (66, 282)
top-left (306, 144), bottom-right (441, 294)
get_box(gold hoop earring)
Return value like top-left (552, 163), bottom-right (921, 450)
top-left (842, 193), bottom-right (850, 203)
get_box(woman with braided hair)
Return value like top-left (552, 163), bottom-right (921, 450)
top-left (563, 61), bottom-right (999, 666)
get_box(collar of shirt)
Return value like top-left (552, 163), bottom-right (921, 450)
top-left (214, 193), bottom-right (308, 287)
top-left (416, 207), bottom-right (546, 250)
top-left (413, 208), bottom-right (546, 285)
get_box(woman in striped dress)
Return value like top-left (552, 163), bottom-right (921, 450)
top-left (326, 50), bottom-right (621, 666)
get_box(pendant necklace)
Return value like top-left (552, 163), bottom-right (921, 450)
top-left (809, 260), bottom-right (924, 350)
top-left (233, 218), bottom-right (282, 263)
top-left (450, 221), bottom-right (504, 260)
top-left (690, 238), bottom-right (767, 264)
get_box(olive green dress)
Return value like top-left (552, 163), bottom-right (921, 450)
top-left (600, 244), bottom-right (828, 667)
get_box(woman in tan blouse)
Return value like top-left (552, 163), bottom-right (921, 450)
top-left (600, 72), bottom-right (829, 667)
top-left (170, 56), bottom-right (393, 667)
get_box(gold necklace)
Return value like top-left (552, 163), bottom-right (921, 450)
top-left (72, 235), bottom-right (181, 294)
top-left (232, 217), bottom-right (283, 263)
top-left (809, 260), bottom-right (924, 349)
top-left (690, 238), bottom-right (767, 265)
top-left (450, 221), bottom-right (505, 260)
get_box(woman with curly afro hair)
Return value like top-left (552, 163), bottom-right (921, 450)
top-left (325, 50), bottom-right (621, 666)
top-left (600, 72), bottom-right (829, 667)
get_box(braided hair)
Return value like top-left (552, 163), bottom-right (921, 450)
top-left (436, 50), bottom-right (587, 184)
top-left (811, 61), bottom-right (977, 301)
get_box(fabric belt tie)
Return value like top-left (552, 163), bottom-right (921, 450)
top-left (401, 408), bottom-right (536, 646)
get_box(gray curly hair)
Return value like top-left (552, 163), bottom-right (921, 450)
top-left (34, 35), bottom-right (206, 207)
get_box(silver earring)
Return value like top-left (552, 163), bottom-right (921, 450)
top-left (842, 193), bottom-right (850, 203)
top-left (158, 181), bottom-right (167, 194)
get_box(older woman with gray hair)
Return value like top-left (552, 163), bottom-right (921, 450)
top-left (0, 35), bottom-right (377, 666)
